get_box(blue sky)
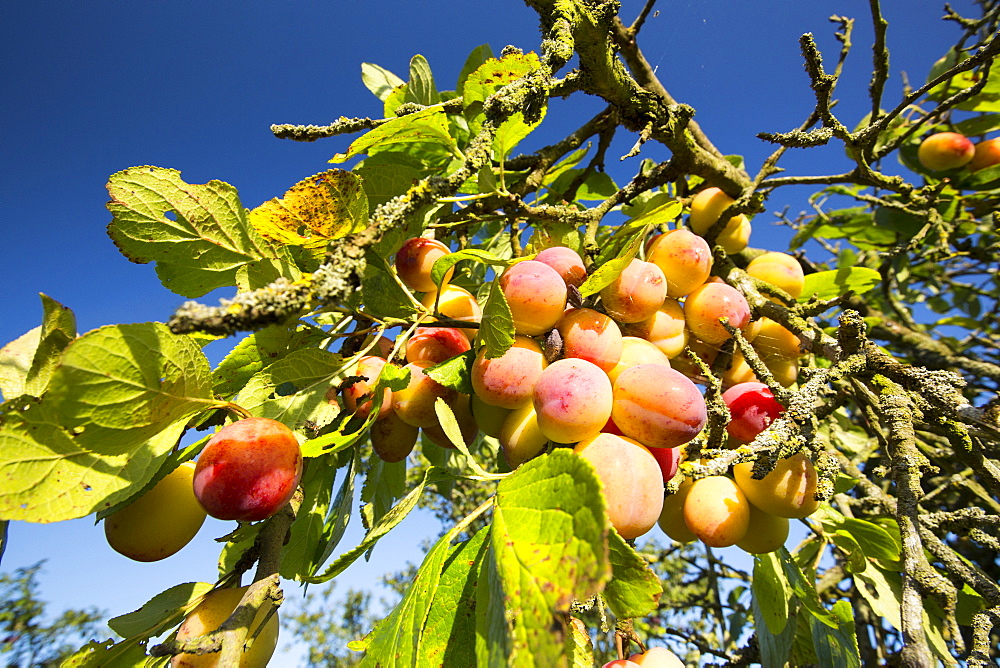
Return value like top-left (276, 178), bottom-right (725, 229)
top-left (0, 0), bottom-right (974, 662)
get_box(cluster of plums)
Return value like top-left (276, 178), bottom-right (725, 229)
top-left (917, 131), bottom-right (1000, 172)
top-left (342, 187), bottom-right (818, 549)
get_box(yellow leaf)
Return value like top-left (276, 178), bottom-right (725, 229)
top-left (248, 170), bottom-right (369, 259)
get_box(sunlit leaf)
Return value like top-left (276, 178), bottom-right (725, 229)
top-left (23, 294), bottom-right (77, 397)
top-left (108, 581), bottom-right (213, 638)
top-left (332, 107), bottom-right (460, 163)
top-left (306, 467), bottom-right (453, 583)
top-left (603, 530), bottom-right (662, 618)
top-left (107, 166), bottom-right (300, 298)
top-left (481, 278), bottom-right (514, 359)
top-left (800, 267), bottom-right (881, 302)
top-left (362, 62), bottom-right (405, 101)
top-left (487, 450), bottom-right (611, 666)
top-left (248, 170), bottom-right (369, 262)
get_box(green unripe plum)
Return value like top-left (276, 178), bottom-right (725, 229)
top-left (658, 480), bottom-right (697, 543)
top-left (969, 137), bottom-right (1000, 172)
top-left (370, 410), bottom-right (419, 463)
top-left (193, 418), bottom-right (303, 522)
top-left (172, 585), bottom-right (279, 667)
top-left (499, 402), bottom-right (549, 468)
top-left (533, 358), bottom-right (613, 443)
top-left (600, 259), bottom-right (668, 324)
top-left (746, 252), bottom-right (805, 300)
top-left (104, 461), bottom-right (206, 562)
top-left (733, 453), bottom-right (819, 518)
top-left (556, 307), bottom-right (624, 373)
top-left (736, 503), bottom-right (789, 554)
top-left (683, 476), bottom-right (750, 548)
top-left (574, 433), bottom-right (664, 539)
top-left (917, 131), bottom-right (975, 171)
top-left (469, 392), bottom-right (511, 438)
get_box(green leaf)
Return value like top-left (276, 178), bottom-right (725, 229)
top-left (0, 404), bottom-right (187, 523)
top-left (753, 551), bottom-right (792, 635)
top-left (358, 517), bottom-right (488, 667)
top-left (830, 530), bottom-right (869, 574)
top-left (0, 327), bottom-right (41, 401)
top-left (354, 152), bottom-right (428, 210)
top-left (108, 581), bottom-right (213, 638)
top-left (406, 54), bottom-right (440, 106)
top-left (481, 279), bottom-right (515, 359)
top-left (424, 350), bottom-right (475, 395)
top-left (543, 169), bottom-right (618, 202)
top-left (624, 199), bottom-right (683, 229)
top-left (281, 456), bottom-right (337, 580)
top-left (458, 44), bottom-right (495, 96)
top-left (463, 52), bottom-right (541, 116)
top-left (752, 587), bottom-right (796, 668)
top-left (212, 324), bottom-right (327, 397)
top-left (578, 227), bottom-right (646, 297)
top-left (42, 322), bottom-right (214, 454)
top-left (778, 547), bottom-right (861, 668)
top-left (106, 167), bottom-right (298, 298)
top-left (494, 109), bottom-right (545, 162)
top-left (809, 600), bottom-right (862, 668)
top-left (603, 529), bottom-right (662, 618)
top-left (954, 112), bottom-right (1000, 137)
top-left (332, 106), bottom-right (460, 163)
top-left (361, 62), bottom-right (405, 101)
top-left (817, 507), bottom-right (901, 562)
top-left (927, 49), bottom-right (1000, 112)
top-left (362, 248), bottom-right (421, 319)
top-left (237, 348), bottom-right (344, 431)
top-left (60, 637), bottom-right (149, 667)
top-left (432, 399), bottom-right (500, 479)
top-left (488, 449), bottom-right (612, 666)
top-left (565, 614), bottom-right (594, 668)
top-left (24, 294), bottom-right (77, 397)
top-left (430, 248), bottom-right (517, 289)
top-left (799, 267), bottom-right (881, 302)
top-left (421, 527), bottom-right (491, 665)
top-left (313, 448), bottom-right (359, 571)
top-left (854, 563), bottom-right (902, 631)
top-left (306, 467), bottom-right (453, 583)
top-left (475, 541), bottom-right (511, 666)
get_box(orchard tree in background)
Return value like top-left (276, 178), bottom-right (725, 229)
top-left (1, 0), bottom-right (1000, 666)
top-left (0, 562), bottom-right (106, 667)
